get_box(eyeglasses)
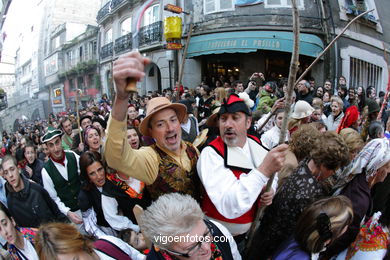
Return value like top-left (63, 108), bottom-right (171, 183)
top-left (163, 229), bottom-right (212, 258)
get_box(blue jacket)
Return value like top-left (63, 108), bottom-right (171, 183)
top-left (272, 237), bottom-right (311, 260)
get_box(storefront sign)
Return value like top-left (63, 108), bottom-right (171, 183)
top-left (164, 4), bottom-right (183, 14)
top-left (206, 39), bottom-right (281, 50)
top-left (166, 42), bottom-right (183, 50)
top-left (187, 31), bottom-right (324, 58)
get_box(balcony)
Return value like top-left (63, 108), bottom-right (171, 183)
top-left (138, 21), bottom-right (163, 47)
top-left (114, 33), bottom-right (132, 54)
top-left (97, 1), bottom-right (111, 22)
top-left (101, 42), bottom-right (113, 60)
top-left (111, 0), bottom-right (127, 11)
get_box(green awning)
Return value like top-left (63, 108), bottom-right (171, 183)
top-left (187, 31), bottom-right (324, 58)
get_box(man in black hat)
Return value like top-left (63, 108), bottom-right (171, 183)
top-left (197, 94), bottom-right (288, 238)
top-left (41, 127), bottom-right (83, 226)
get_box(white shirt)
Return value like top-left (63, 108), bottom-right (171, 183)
top-left (18, 237), bottom-right (39, 260)
top-left (197, 138), bottom-right (278, 235)
top-left (101, 194), bottom-right (140, 232)
top-left (181, 115), bottom-right (199, 136)
top-left (41, 150), bottom-right (80, 215)
top-left (82, 207), bottom-right (117, 238)
top-left (261, 125), bottom-right (287, 150)
top-left (94, 235), bottom-right (145, 260)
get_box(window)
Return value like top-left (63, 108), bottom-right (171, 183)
top-left (104, 28), bottom-right (112, 45)
top-left (66, 51), bottom-right (73, 67)
top-left (265, 0), bottom-right (304, 8)
top-left (79, 46), bottom-right (83, 60)
top-left (143, 4), bottom-right (159, 26)
top-left (338, 0), bottom-right (380, 27)
top-left (204, 0), bottom-right (234, 14)
top-left (349, 57), bottom-right (382, 90)
top-left (120, 17), bottom-right (132, 36)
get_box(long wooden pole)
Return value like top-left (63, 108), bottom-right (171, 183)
top-left (244, 0), bottom-right (300, 255)
top-left (75, 89), bottom-right (82, 142)
top-left (244, 7), bottom-right (376, 257)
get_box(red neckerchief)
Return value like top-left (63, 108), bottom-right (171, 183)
top-left (50, 151), bottom-right (66, 167)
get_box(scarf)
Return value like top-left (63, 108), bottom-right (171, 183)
top-left (49, 151), bottom-right (66, 167)
top-left (346, 212), bottom-right (389, 259)
top-left (333, 138), bottom-right (390, 195)
top-left (106, 172), bottom-right (144, 199)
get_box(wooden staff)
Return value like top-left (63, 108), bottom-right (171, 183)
top-left (75, 89), bottom-right (82, 142)
top-left (244, 1), bottom-right (300, 255)
top-left (256, 110), bottom-right (275, 133)
top-left (377, 42), bottom-right (390, 120)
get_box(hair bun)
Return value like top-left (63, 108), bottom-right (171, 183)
top-left (316, 212), bottom-right (332, 240)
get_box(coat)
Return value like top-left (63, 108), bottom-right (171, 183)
top-left (6, 175), bottom-right (68, 228)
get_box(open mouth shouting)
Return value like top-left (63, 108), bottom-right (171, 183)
top-left (166, 133), bottom-right (178, 145)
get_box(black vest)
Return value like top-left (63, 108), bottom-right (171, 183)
top-left (181, 116), bottom-right (198, 143)
top-left (44, 152), bottom-right (80, 211)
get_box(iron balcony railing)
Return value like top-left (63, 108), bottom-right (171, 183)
top-left (97, 1), bottom-right (111, 21)
top-left (111, 0), bottom-right (127, 11)
top-left (100, 42), bottom-right (113, 59)
top-left (114, 33), bottom-right (132, 54)
top-left (138, 21), bottom-right (163, 47)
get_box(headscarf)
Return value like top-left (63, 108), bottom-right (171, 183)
top-left (333, 138), bottom-right (390, 195)
top-left (337, 105), bottom-right (359, 133)
top-left (83, 125), bottom-right (101, 147)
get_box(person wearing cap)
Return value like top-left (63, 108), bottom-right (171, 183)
top-left (325, 96), bottom-right (344, 131)
top-left (256, 81), bottom-right (277, 114)
top-left (287, 100), bottom-right (315, 135)
top-left (104, 51), bottom-right (201, 201)
top-left (197, 93), bottom-right (288, 239)
top-left (40, 127), bottom-right (83, 226)
top-left (71, 115), bottom-right (92, 155)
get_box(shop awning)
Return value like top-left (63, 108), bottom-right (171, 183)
top-left (187, 31), bottom-right (324, 58)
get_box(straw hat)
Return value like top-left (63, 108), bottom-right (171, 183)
top-left (206, 107), bottom-right (221, 127)
top-left (291, 100), bottom-right (314, 119)
top-left (139, 97), bottom-right (187, 137)
top-left (193, 128), bottom-right (209, 148)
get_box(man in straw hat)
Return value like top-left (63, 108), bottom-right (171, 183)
top-left (40, 127), bottom-right (83, 226)
top-left (197, 93), bottom-right (288, 239)
top-left (105, 52), bottom-right (201, 201)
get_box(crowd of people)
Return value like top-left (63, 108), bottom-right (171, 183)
top-left (0, 51), bottom-right (389, 259)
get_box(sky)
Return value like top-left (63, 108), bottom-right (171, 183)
top-left (1, 0), bottom-right (36, 67)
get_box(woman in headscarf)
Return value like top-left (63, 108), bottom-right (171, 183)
top-left (322, 138), bottom-right (390, 258)
top-left (336, 105), bottom-right (360, 133)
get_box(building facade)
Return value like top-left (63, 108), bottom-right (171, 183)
top-left (96, 0), bottom-right (390, 95)
top-left (39, 0), bottom-right (101, 114)
top-left (97, 0), bottom-right (182, 97)
top-left (60, 25), bottom-right (99, 110)
top-left (330, 0), bottom-right (389, 92)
